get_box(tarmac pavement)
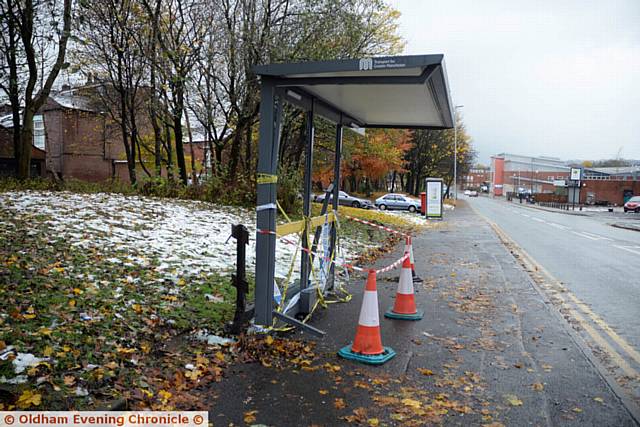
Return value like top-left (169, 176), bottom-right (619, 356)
top-left (208, 202), bottom-right (638, 426)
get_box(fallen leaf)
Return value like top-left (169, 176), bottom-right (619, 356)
top-left (417, 368), bottom-right (434, 376)
top-left (264, 335), bottom-right (274, 345)
top-left (593, 397), bottom-right (604, 403)
top-left (319, 389), bottom-right (329, 395)
top-left (243, 411), bottom-right (257, 424)
top-left (63, 376), bottom-right (76, 386)
top-left (572, 407), bottom-right (582, 413)
top-left (504, 394), bottom-right (523, 406)
top-left (532, 383), bottom-right (544, 391)
top-left (334, 398), bottom-right (346, 409)
top-left (16, 390), bottom-right (42, 409)
top-left (367, 418), bottom-right (379, 426)
top-left (158, 390), bottom-right (172, 404)
top-left (401, 398), bottom-right (422, 409)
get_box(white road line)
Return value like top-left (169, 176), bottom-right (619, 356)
top-left (548, 222), bottom-right (570, 231)
top-left (521, 214), bottom-right (531, 218)
top-left (581, 231), bottom-right (613, 241)
top-left (532, 217), bottom-right (546, 223)
top-left (571, 231), bottom-right (600, 241)
top-left (613, 245), bottom-right (640, 256)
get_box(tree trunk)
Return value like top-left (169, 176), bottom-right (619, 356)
top-left (227, 123), bottom-right (243, 181)
top-left (17, 108), bottom-right (35, 179)
top-left (184, 107), bottom-right (197, 184)
top-left (173, 85), bottom-right (188, 185)
top-left (164, 122), bottom-right (174, 181)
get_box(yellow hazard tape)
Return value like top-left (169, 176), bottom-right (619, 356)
top-left (276, 212), bottom-right (336, 236)
top-left (257, 173), bottom-right (278, 184)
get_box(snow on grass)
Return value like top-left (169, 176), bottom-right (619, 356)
top-left (0, 191), bottom-right (371, 280)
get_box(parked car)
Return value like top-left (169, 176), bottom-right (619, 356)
top-left (314, 190), bottom-right (373, 209)
top-left (375, 193), bottom-right (421, 212)
top-left (624, 196), bottom-right (640, 213)
top-left (468, 190), bottom-right (478, 197)
top-left (464, 189), bottom-right (471, 196)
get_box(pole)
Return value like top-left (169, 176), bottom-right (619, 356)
top-left (230, 224), bottom-right (250, 334)
top-left (255, 80), bottom-right (281, 325)
top-left (452, 105), bottom-right (463, 200)
top-left (530, 159), bottom-right (533, 195)
top-left (329, 121), bottom-right (343, 290)
top-left (453, 119), bottom-right (457, 200)
top-left (300, 100), bottom-right (315, 314)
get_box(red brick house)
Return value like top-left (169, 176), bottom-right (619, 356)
top-left (0, 115), bottom-right (46, 177)
top-left (0, 87), bottom-right (129, 181)
top-left (1, 85), bottom-right (209, 183)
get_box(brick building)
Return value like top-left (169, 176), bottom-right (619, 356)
top-left (462, 166), bottom-right (491, 190)
top-left (0, 86), bottom-right (132, 181)
top-left (0, 85), bottom-right (210, 183)
top-left (490, 153), bottom-right (570, 196)
top-left (0, 119), bottom-right (46, 177)
top-left (489, 153), bottom-right (640, 205)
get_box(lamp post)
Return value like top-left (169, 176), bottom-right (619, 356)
top-left (453, 105), bottom-right (464, 200)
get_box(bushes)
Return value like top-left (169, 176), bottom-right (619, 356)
top-left (0, 177), bottom-right (135, 195)
top-left (277, 170), bottom-right (302, 214)
top-left (0, 172), bottom-right (306, 212)
top-left (0, 175), bottom-right (259, 208)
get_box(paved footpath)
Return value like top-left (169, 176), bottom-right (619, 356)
top-left (209, 202), bottom-right (638, 426)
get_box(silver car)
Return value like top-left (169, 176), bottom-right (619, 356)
top-left (375, 193), bottom-right (421, 212)
top-left (314, 190), bottom-right (373, 209)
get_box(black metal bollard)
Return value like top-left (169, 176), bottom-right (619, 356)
top-left (229, 224), bottom-right (254, 335)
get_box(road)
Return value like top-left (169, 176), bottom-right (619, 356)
top-left (468, 196), bottom-right (640, 392)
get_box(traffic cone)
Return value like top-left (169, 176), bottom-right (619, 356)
top-left (338, 270), bottom-right (396, 365)
top-left (408, 237), bottom-right (423, 283)
top-left (385, 256), bottom-right (424, 320)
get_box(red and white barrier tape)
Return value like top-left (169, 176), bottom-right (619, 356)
top-left (375, 252), bottom-right (410, 274)
top-left (257, 229), bottom-right (409, 274)
top-left (342, 214), bottom-right (410, 238)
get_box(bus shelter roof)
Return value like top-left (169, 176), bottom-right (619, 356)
top-left (253, 54), bottom-right (455, 129)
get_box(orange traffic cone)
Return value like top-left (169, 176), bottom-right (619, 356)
top-left (385, 256), bottom-right (424, 320)
top-left (407, 237), bottom-right (423, 283)
top-left (338, 270), bottom-right (395, 365)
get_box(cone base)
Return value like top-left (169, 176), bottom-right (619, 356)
top-left (412, 276), bottom-right (424, 283)
top-left (384, 308), bottom-right (424, 321)
top-left (337, 345), bottom-right (396, 365)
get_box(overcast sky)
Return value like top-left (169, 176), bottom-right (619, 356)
top-left (389, 0), bottom-right (640, 165)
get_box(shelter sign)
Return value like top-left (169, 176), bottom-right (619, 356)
top-left (425, 178), bottom-right (443, 220)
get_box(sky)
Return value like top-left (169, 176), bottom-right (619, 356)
top-left (389, 0), bottom-right (640, 165)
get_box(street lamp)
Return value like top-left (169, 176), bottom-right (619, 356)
top-left (453, 105), bottom-right (464, 200)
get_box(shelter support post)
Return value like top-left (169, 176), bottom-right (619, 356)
top-left (329, 122), bottom-right (343, 289)
top-left (299, 100), bottom-right (315, 315)
top-left (255, 79), bottom-right (282, 326)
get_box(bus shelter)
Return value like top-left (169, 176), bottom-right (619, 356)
top-left (253, 54), bottom-right (455, 334)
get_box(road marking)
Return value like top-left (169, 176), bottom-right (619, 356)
top-left (571, 231), bottom-right (600, 240)
top-left (469, 205), bottom-right (640, 387)
top-left (521, 214), bottom-right (530, 218)
top-left (581, 231), bottom-right (613, 241)
top-left (548, 222), bottom-right (570, 231)
top-left (532, 217), bottom-right (546, 223)
top-left (565, 292), bottom-right (640, 366)
top-left (564, 306), bottom-right (638, 378)
top-left (613, 245), bottom-right (640, 256)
